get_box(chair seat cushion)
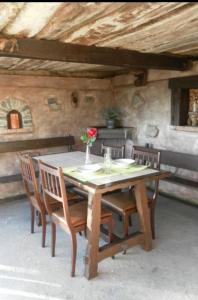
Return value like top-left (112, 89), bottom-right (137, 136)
top-left (52, 201), bottom-right (112, 228)
top-left (102, 190), bottom-right (137, 214)
top-left (67, 191), bottom-right (82, 201)
top-left (102, 191), bottom-right (153, 214)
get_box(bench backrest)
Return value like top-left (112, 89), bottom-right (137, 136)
top-left (134, 146), bottom-right (198, 172)
top-left (132, 146), bottom-right (160, 170)
top-left (160, 150), bottom-right (198, 172)
top-left (0, 135), bottom-right (75, 153)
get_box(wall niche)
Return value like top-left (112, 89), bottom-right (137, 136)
top-left (169, 75), bottom-right (198, 128)
top-left (0, 98), bottom-right (33, 134)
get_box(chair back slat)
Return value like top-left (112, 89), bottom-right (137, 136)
top-left (132, 146), bottom-right (161, 204)
top-left (101, 143), bottom-right (125, 159)
top-left (39, 160), bottom-right (73, 230)
top-left (39, 162), bottom-right (63, 203)
top-left (20, 155), bottom-right (37, 190)
top-left (19, 154), bottom-right (43, 210)
top-left (132, 146), bottom-right (160, 170)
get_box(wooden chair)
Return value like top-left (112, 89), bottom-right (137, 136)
top-left (39, 160), bottom-right (113, 277)
top-left (101, 143), bottom-right (125, 159)
top-left (18, 151), bottom-right (44, 226)
top-left (19, 154), bottom-right (81, 247)
top-left (20, 154), bottom-right (48, 247)
top-left (102, 146), bottom-right (161, 239)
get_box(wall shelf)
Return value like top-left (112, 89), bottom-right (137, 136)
top-left (169, 125), bottom-right (198, 133)
top-left (89, 127), bottom-right (135, 140)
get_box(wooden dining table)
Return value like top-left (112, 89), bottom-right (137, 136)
top-left (33, 151), bottom-right (169, 280)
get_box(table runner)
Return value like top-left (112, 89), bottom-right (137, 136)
top-left (63, 163), bottom-right (149, 183)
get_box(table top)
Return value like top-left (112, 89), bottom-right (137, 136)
top-left (33, 151), bottom-right (166, 191)
top-left (33, 151), bottom-right (103, 167)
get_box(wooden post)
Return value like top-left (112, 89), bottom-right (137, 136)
top-left (134, 181), bottom-right (152, 251)
top-left (84, 192), bottom-right (101, 279)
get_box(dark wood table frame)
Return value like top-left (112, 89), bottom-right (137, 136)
top-left (34, 151), bottom-right (169, 280)
top-left (64, 169), bottom-right (168, 280)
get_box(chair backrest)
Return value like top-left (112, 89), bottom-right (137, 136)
top-left (19, 154), bottom-right (43, 210)
top-left (101, 143), bottom-right (125, 159)
top-left (132, 146), bottom-right (161, 203)
top-left (38, 160), bottom-right (73, 229)
top-left (132, 146), bottom-right (161, 170)
top-left (18, 151), bottom-right (41, 172)
top-left (18, 151), bottom-right (41, 157)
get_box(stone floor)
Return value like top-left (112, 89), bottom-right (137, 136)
top-left (0, 195), bottom-right (198, 300)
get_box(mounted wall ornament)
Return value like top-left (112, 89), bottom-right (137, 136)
top-left (132, 91), bottom-right (145, 109)
top-left (134, 70), bottom-right (148, 87)
top-left (71, 91), bottom-right (79, 108)
top-left (84, 95), bottom-right (95, 104)
top-left (145, 124), bottom-right (159, 138)
top-left (47, 95), bottom-right (61, 111)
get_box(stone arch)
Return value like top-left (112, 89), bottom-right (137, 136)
top-left (0, 98), bottom-right (32, 130)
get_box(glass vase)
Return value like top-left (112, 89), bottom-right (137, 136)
top-left (85, 144), bottom-right (92, 164)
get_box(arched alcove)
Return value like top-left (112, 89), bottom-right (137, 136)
top-left (0, 98), bottom-right (32, 133)
top-left (7, 110), bottom-right (23, 129)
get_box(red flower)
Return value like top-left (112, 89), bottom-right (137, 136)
top-left (87, 127), bottom-right (97, 138)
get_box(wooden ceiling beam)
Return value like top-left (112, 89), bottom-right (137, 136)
top-left (0, 36), bottom-right (192, 71)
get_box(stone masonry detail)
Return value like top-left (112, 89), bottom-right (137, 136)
top-left (0, 98), bottom-right (32, 131)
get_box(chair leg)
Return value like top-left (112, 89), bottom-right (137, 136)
top-left (107, 219), bottom-right (113, 243)
top-left (150, 206), bottom-right (155, 240)
top-left (31, 205), bottom-right (35, 234)
top-left (36, 210), bottom-right (42, 227)
top-left (108, 219), bottom-right (115, 259)
top-left (128, 215), bottom-right (132, 227)
top-left (123, 214), bottom-right (129, 237)
top-left (51, 222), bottom-right (56, 257)
top-left (41, 214), bottom-right (46, 248)
top-left (71, 233), bottom-right (77, 277)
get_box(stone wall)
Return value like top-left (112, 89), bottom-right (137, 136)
top-left (112, 71), bottom-right (198, 204)
top-left (1, 67), bottom-right (198, 203)
top-left (0, 74), bottom-right (113, 200)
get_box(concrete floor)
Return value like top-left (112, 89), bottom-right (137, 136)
top-left (0, 195), bottom-right (198, 300)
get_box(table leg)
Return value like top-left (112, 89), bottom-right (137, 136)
top-left (84, 192), bottom-right (101, 279)
top-left (134, 181), bottom-right (152, 251)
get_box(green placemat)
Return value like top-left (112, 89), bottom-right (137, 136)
top-left (63, 163), bottom-right (148, 183)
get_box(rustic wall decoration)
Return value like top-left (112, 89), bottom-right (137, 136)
top-left (145, 124), bottom-right (159, 138)
top-left (47, 96), bottom-right (61, 111)
top-left (0, 98), bottom-right (32, 131)
top-left (132, 92), bottom-right (145, 109)
top-left (84, 95), bottom-right (95, 104)
top-left (71, 91), bottom-right (79, 108)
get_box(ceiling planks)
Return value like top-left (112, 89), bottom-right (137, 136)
top-left (3, 2), bottom-right (63, 37)
top-left (60, 3), bottom-right (188, 46)
top-left (0, 3), bottom-right (25, 31)
top-left (0, 2), bottom-right (197, 77)
top-left (37, 3), bottom-right (126, 41)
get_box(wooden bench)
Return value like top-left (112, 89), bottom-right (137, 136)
top-left (160, 149), bottom-right (198, 186)
top-left (0, 135), bottom-right (75, 185)
top-left (134, 146), bottom-right (198, 204)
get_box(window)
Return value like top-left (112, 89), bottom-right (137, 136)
top-left (7, 110), bottom-right (22, 129)
top-left (169, 75), bottom-right (198, 127)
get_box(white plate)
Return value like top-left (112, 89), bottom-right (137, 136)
top-left (114, 158), bottom-right (135, 166)
top-left (77, 164), bottom-right (101, 174)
